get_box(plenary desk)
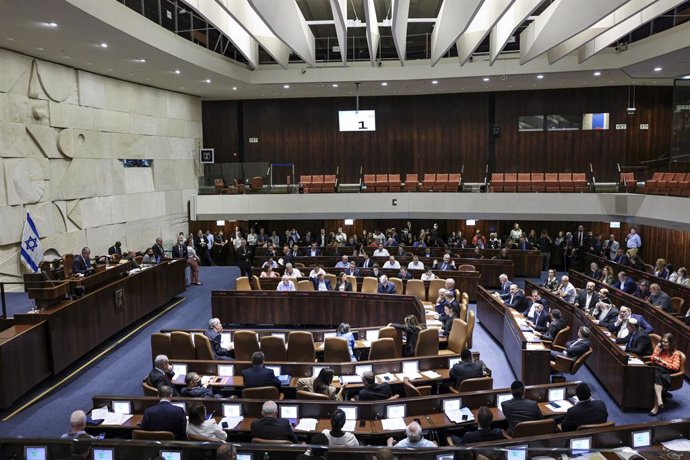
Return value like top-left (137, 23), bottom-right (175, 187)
top-left (476, 287), bottom-right (550, 385)
top-left (569, 269), bottom-right (690, 379)
top-left (526, 281), bottom-right (656, 410)
top-left (212, 291), bottom-right (425, 328)
top-left (14, 260), bottom-right (186, 374)
top-left (0, 323), bottom-right (51, 408)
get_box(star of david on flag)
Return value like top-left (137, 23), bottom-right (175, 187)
top-left (21, 212), bottom-right (43, 273)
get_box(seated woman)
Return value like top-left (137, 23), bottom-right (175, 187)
top-left (336, 322), bottom-right (356, 362)
top-left (648, 333), bottom-right (682, 416)
top-left (599, 265), bottom-right (616, 285)
top-left (440, 303), bottom-right (459, 337)
top-left (296, 367), bottom-right (346, 400)
top-left (543, 269), bottom-right (559, 292)
top-left (653, 258), bottom-right (670, 279)
top-left (321, 409), bottom-right (359, 446)
top-left (186, 403), bottom-right (227, 441)
top-left (389, 315), bottom-right (427, 357)
top-left (260, 265), bottom-right (279, 278)
top-left (335, 272), bottom-right (353, 292)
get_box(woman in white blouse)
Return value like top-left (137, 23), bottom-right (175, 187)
top-left (186, 403), bottom-right (227, 441)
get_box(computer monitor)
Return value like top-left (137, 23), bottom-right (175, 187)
top-left (92, 447), bottom-right (115, 460)
top-left (223, 403), bottom-right (242, 417)
top-left (337, 406), bottom-right (358, 420)
top-left (160, 450), bottom-right (182, 460)
top-left (448, 357), bottom-right (461, 368)
top-left (24, 446), bottom-right (47, 460)
top-left (436, 455), bottom-right (454, 460)
top-left (171, 402), bottom-right (186, 413)
top-left (442, 398), bottom-right (462, 412)
top-left (266, 365), bottom-right (281, 376)
top-left (237, 453), bottom-right (252, 460)
top-left (386, 404), bottom-right (406, 419)
top-left (570, 437), bottom-right (592, 455)
top-left (218, 364), bottom-right (234, 377)
top-left (366, 330), bottom-right (379, 341)
top-left (506, 445), bottom-right (527, 460)
top-left (547, 387), bottom-right (566, 402)
top-left (280, 404), bottom-right (299, 420)
top-left (323, 332), bottom-right (337, 339)
top-left (402, 360), bottom-right (419, 374)
top-left (172, 364), bottom-right (187, 377)
top-left (496, 393), bottom-right (512, 408)
top-left (313, 366), bottom-right (326, 377)
top-left (632, 429), bottom-right (652, 448)
top-left (355, 365), bottom-right (372, 376)
top-left (112, 400), bottom-right (132, 415)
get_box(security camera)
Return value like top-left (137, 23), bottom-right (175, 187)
top-left (300, 68), bottom-right (307, 74)
top-left (377, 60), bottom-right (382, 67)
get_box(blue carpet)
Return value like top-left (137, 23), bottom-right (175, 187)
top-left (0, 266), bottom-right (686, 437)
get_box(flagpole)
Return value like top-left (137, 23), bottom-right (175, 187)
top-left (0, 283), bottom-right (6, 320)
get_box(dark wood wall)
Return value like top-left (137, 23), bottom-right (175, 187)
top-left (201, 86), bottom-right (674, 183)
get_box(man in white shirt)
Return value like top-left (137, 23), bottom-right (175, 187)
top-left (421, 269), bottom-right (436, 281)
top-left (276, 275), bottom-right (296, 291)
top-left (309, 265), bottom-right (326, 279)
top-left (284, 263), bottom-right (302, 278)
top-left (557, 275), bottom-right (577, 303)
top-left (625, 228), bottom-right (642, 257)
top-left (574, 281), bottom-right (598, 312)
top-left (335, 255), bottom-right (350, 269)
top-left (335, 227), bottom-right (347, 245)
top-left (383, 256), bottom-right (400, 269)
top-left (387, 422), bottom-right (437, 448)
top-left (373, 244), bottom-right (390, 257)
top-left (407, 255), bottom-right (424, 270)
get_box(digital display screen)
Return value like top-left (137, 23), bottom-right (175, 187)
top-left (172, 364), bottom-right (187, 377)
top-left (403, 361), bottom-right (419, 374)
top-left (443, 398), bottom-right (461, 412)
top-left (366, 330), bottom-right (379, 341)
top-left (506, 445), bottom-right (527, 460)
top-left (266, 365), bottom-right (281, 376)
top-left (548, 388), bottom-right (566, 402)
top-left (25, 447), bottom-right (47, 460)
top-left (632, 430), bottom-right (652, 448)
top-left (448, 357), bottom-right (461, 368)
top-left (338, 406), bottom-right (358, 420)
top-left (93, 448), bottom-right (115, 460)
top-left (355, 365), bottom-right (372, 376)
top-left (280, 405), bottom-right (298, 419)
top-left (339, 110), bottom-right (376, 132)
top-left (386, 404), bottom-right (406, 419)
top-left (218, 364), bottom-right (234, 376)
top-left (496, 393), bottom-right (513, 409)
top-left (112, 401), bottom-right (131, 415)
top-left (160, 451), bottom-right (182, 460)
top-left (237, 454), bottom-right (252, 460)
top-left (570, 437), bottom-right (592, 454)
top-left (223, 403), bottom-right (241, 417)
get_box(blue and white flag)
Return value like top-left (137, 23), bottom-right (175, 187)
top-left (21, 212), bottom-right (43, 273)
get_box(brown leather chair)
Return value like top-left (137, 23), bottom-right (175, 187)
top-left (466, 309), bottom-right (476, 349)
top-left (458, 264), bottom-right (476, 272)
top-left (577, 421), bottom-right (615, 430)
top-left (150, 333), bottom-right (171, 362)
top-left (235, 276), bottom-right (252, 291)
top-left (668, 351), bottom-right (687, 392)
top-left (389, 277), bottom-right (403, 295)
top-left (297, 390), bottom-right (330, 400)
top-left (647, 333), bottom-right (661, 356)
top-left (63, 253), bottom-right (74, 278)
top-left (132, 430), bottom-right (175, 440)
top-left (550, 347), bottom-right (593, 374)
top-left (142, 378), bottom-right (158, 396)
top-left (324, 273), bottom-right (337, 288)
top-left (450, 377), bottom-right (494, 406)
top-left (287, 331), bottom-right (316, 362)
top-left (439, 318), bottom-right (467, 355)
top-left (671, 297), bottom-right (686, 315)
top-left (296, 280), bottom-right (315, 291)
top-left (378, 327), bottom-right (403, 358)
top-left (403, 377), bottom-right (431, 397)
top-left (252, 275), bottom-right (263, 290)
top-left (324, 337), bottom-right (351, 362)
top-left (405, 279), bottom-right (427, 304)
top-left (193, 333), bottom-right (215, 360)
top-left (170, 331), bottom-right (195, 360)
top-left (242, 386), bottom-right (280, 400)
top-left (234, 330), bottom-right (260, 361)
top-left (251, 438), bottom-right (291, 444)
top-left (368, 338), bottom-right (396, 360)
top-left (405, 174), bottom-right (419, 192)
top-left (428, 279), bottom-right (446, 298)
top-left (250, 176), bottom-right (264, 192)
top-left (512, 419), bottom-right (555, 438)
top-left (360, 277), bottom-right (378, 294)
top-left (260, 336), bottom-right (287, 362)
top-left (414, 328), bottom-right (439, 357)
top-left (543, 325), bottom-right (571, 349)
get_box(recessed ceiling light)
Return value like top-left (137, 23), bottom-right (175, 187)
top-left (6, 37), bottom-right (15, 41)
top-left (205, 79), bottom-right (211, 83)
top-left (135, 58), bottom-right (146, 63)
top-left (683, 75), bottom-right (690, 80)
top-left (63, 56), bottom-right (70, 59)
top-left (283, 84), bottom-right (290, 89)
top-left (174, 69), bottom-right (181, 74)
top-left (332, 83), bottom-right (338, 88)
top-left (654, 67), bottom-right (662, 72)
top-left (99, 43), bottom-right (108, 48)
top-left (483, 77), bottom-right (490, 82)
top-left (381, 82), bottom-right (388, 86)
top-left (232, 86), bottom-right (237, 90)
top-left (36, 47), bottom-right (44, 51)
top-left (46, 22), bottom-right (58, 28)
top-left (431, 80), bottom-right (438, 85)
top-left (593, 71), bottom-right (601, 76)
top-left (536, 74), bottom-right (544, 79)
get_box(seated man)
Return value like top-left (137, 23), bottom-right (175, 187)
top-left (505, 284), bottom-right (529, 311)
top-left (496, 274), bottom-right (512, 300)
top-left (378, 275), bottom-right (396, 294)
top-left (433, 288), bottom-right (448, 315)
top-left (276, 275), bottom-right (296, 292)
top-left (433, 254), bottom-right (456, 271)
top-left (449, 406), bottom-right (505, 445)
top-left (357, 371), bottom-right (392, 400)
top-left (585, 262), bottom-right (602, 280)
top-left (609, 306), bottom-right (654, 338)
top-left (204, 318), bottom-right (233, 360)
top-left (241, 351), bottom-right (281, 390)
top-left (344, 261), bottom-right (360, 277)
top-left (523, 290), bottom-right (549, 317)
top-left (614, 318), bottom-right (653, 356)
top-left (147, 354), bottom-right (180, 396)
top-left (124, 250), bottom-right (141, 269)
top-left (250, 401), bottom-right (298, 443)
top-left (72, 247), bottom-right (94, 275)
top-left (558, 382), bottom-right (608, 432)
top-left (335, 255), bottom-right (350, 269)
top-left (525, 303), bottom-right (549, 332)
top-left (590, 299), bottom-right (619, 329)
top-left (312, 272), bottom-right (332, 291)
top-left (383, 256), bottom-right (401, 269)
top-left (501, 381), bottom-right (543, 435)
top-left (373, 244), bottom-right (390, 257)
top-left (612, 271), bottom-right (637, 294)
top-left (534, 309), bottom-right (567, 341)
top-left (142, 247), bottom-right (157, 265)
top-left (557, 275), bottom-right (577, 303)
top-left (61, 410), bottom-right (93, 439)
top-left (444, 278), bottom-right (459, 300)
top-left (449, 348), bottom-right (484, 389)
top-left (550, 326), bottom-right (591, 360)
top-left (141, 385), bottom-right (187, 440)
top-left (397, 267), bottom-right (413, 280)
top-left (648, 283), bottom-right (673, 313)
top-left (307, 242), bottom-right (321, 257)
top-left (387, 421), bottom-right (437, 447)
top-left (181, 372), bottom-right (216, 398)
top-left (283, 263), bottom-right (302, 278)
top-left (574, 282), bottom-right (599, 312)
top-left (492, 247), bottom-right (511, 260)
top-left (613, 248), bottom-right (631, 266)
top-left (407, 255), bottom-right (424, 270)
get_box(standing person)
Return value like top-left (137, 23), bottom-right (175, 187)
top-left (186, 237), bottom-right (202, 285)
top-left (388, 315), bottom-right (426, 357)
top-left (141, 385), bottom-right (187, 440)
top-left (213, 230), bottom-right (228, 265)
top-left (648, 333), bottom-right (682, 416)
top-left (195, 230), bottom-right (213, 266)
top-left (235, 239), bottom-right (252, 277)
top-left (536, 229), bottom-right (552, 272)
top-left (625, 227), bottom-right (642, 257)
top-left (152, 238), bottom-right (166, 264)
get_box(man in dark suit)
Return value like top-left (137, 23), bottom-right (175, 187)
top-left (590, 300), bottom-right (619, 329)
top-left (449, 349), bottom-right (484, 389)
top-left (449, 406), bottom-right (506, 445)
top-left (505, 285), bottom-right (529, 312)
top-left (147, 355), bottom-right (180, 396)
top-left (241, 351), bottom-right (281, 390)
top-left (250, 401), bottom-right (298, 443)
top-left (235, 239), bottom-right (251, 277)
top-left (574, 225), bottom-right (590, 250)
top-left (312, 273), bottom-right (332, 291)
top-left (357, 371), bottom-right (392, 400)
top-left (526, 303), bottom-right (549, 332)
top-left (204, 318), bottom-right (233, 360)
top-left (612, 271), bottom-right (637, 294)
top-left (180, 372), bottom-right (216, 398)
top-left (172, 236), bottom-right (188, 259)
top-left (397, 267), bottom-right (414, 280)
top-left (140, 385), bottom-right (187, 440)
top-left (501, 381), bottom-right (543, 435)
top-left (307, 242), bottom-right (321, 257)
top-left (344, 262), bottom-right (361, 277)
top-left (558, 382), bottom-right (608, 431)
top-left (615, 318), bottom-right (653, 356)
top-left (378, 275), bottom-right (396, 294)
top-left (359, 253), bottom-right (373, 268)
top-left (72, 247), bottom-right (94, 275)
top-left (108, 241), bottom-right (122, 256)
top-left (550, 326), bottom-right (591, 360)
top-left (574, 282), bottom-right (599, 312)
top-left (534, 309), bottom-right (567, 341)
top-left (151, 237), bottom-right (166, 264)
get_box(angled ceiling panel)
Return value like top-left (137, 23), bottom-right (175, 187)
top-left (391, 0), bottom-right (410, 66)
top-left (363, 0), bottom-right (380, 66)
top-left (329, 0), bottom-right (348, 66)
top-left (489, 0), bottom-right (544, 65)
top-left (456, 0), bottom-right (515, 66)
top-left (430, 0), bottom-right (484, 66)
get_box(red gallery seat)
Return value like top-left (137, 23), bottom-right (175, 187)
top-left (558, 173), bottom-right (574, 192)
top-left (376, 174), bottom-right (389, 192)
top-left (490, 173), bottom-right (504, 192)
top-left (503, 173), bottom-right (517, 192)
top-left (388, 174), bottom-right (402, 192)
top-left (420, 173), bottom-right (436, 192)
top-left (435, 174), bottom-right (449, 192)
top-left (619, 172), bottom-right (636, 192)
top-left (517, 173), bottom-right (531, 192)
top-left (311, 175), bottom-right (324, 193)
top-left (363, 174), bottom-right (376, 192)
top-left (405, 174), bottom-right (419, 192)
top-left (322, 175), bottom-right (337, 193)
top-left (572, 173), bottom-right (588, 192)
top-left (643, 172), bottom-right (663, 194)
top-left (300, 175), bottom-right (312, 194)
top-left (531, 173), bottom-right (545, 192)
top-left (446, 173), bottom-right (461, 192)
top-left (545, 173), bottom-right (559, 192)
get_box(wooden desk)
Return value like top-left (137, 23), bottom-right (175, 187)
top-left (0, 322), bottom-right (51, 408)
top-left (568, 269), bottom-right (690, 380)
top-left (525, 281), bottom-right (656, 410)
top-left (14, 260), bottom-right (186, 374)
top-left (212, 291), bottom-right (426, 328)
top-left (476, 287), bottom-right (550, 385)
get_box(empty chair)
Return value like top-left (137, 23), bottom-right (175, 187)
top-left (378, 326), bottom-right (403, 358)
top-left (287, 331), bottom-right (316, 362)
top-left (324, 337), bottom-right (351, 362)
top-left (252, 275), bottom-right (262, 290)
top-left (389, 277), bottom-right (403, 295)
top-left (428, 279), bottom-right (446, 297)
top-left (405, 279), bottom-right (427, 305)
top-left (619, 172), bottom-right (636, 192)
top-left (363, 174), bottom-right (376, 192)
top-left (375, 174), bottom-right (388, 192)
top-left (151, 333), bottom-right (171, 362)
top-left (545, 173), bottom-right (559, 192)
top-left (242, 386), bottom-right (280, 400)
top-left (642, 172), bottom-right (664, 194)
top-left (572, 173), bottom-right (588, 192)
top-left (311, 175), bottom-right (324, 193)
top-left (132, 430), bottom-right (175, 440)
top-left (490, 173), bottom-right (504, 192)
top-left (297, 390), bottom-right (330, 400)
top-left (517, 173), bottom-right (531, 192)
top-left (360, 277), bottom-right (378, 293)
top-left (503, 173), bottom-right (517, 192)
top-left (142, 378), bottom-right (158, 396)
top-left (193, 334), bottom-right (215, 360)
top-left (420, 173), bottom-right (436, 192)
top-left (577, 421), bottom-right (615, 431)
top-left (403, 378), bottom-right (432, 397)
top-left (436, 174), bottom-right (449, 192)
top-left (388, 173), bottom-right (402, 192)
top-left (450, 377), bottom-right (494, 406)
top-left (671, 297), bottom-right (686, 316)
top-left (235, 276), bottom-right (252, 291)
top-left (368, 338), bottom-right (396, 360)
top-left (459, 302), bottom-right (468, 322)
top-left (550, 347), bottom-right (593, 375)
top-left (322, 174), bottom-right (337, 193)
top-left (458, 264), bottom-right (475, 272)
top-left (439, 318), bottom-right (467, 355)
top-left (299, 175), bottom-right (313, 193)
top-left (296, 279), bottom-right (315, 291)
top-left (404, 174), bottom-right (419, 192)
top-left (260, 336), bottom-right (287, 361)
top-left (466, 309), bottom-right (476, 349)
top-left (446, 173), bottom-right (461, 192)
top-left (234, 330), bottom-right (260, 361)
top-left (512, 419), bottom-right (555, 438)
top-left (558, 173), bottom-right (574, 192)
top-left (531, 173), bottom-right (546, 192)
top-left (170, 331), bottom-right (195, 360)
top-left (461, 292), bottom-right (469, 303)
top-left (414, 328), bottom-right (439, 356)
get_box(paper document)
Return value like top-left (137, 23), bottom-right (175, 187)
top-left (381, 418), bottom-right (407, 431)
top-left (396, 372), bottom-right (422, 381)
top-left (546, 400), bottom-right (573, 413)
top-left (627, 357), bottom-right (645, 366)
top-left (294, 418), bottom-right (318, 431)
top-left (445, 407), bottom-right (474, 423)
top-left (220, 416), bottom-right (244, 430)
top-left (421, 370), bottom-right (441, 379)
top-left (426, 320), bottom-right (442, 327)
top-left (102, 413), bottom-right (132, 425)
top-left (91, 407), bottom-right (109, 420)
top-left (523, 332), bottom-right (541, 343)
top-left (613, 447), bottom-right (641, 460)
top-left (660, 438), bottom-right (690, 451)
top-left (343, 420), bottom-right (357, 432)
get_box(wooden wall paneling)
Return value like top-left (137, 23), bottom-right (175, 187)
top-left (201, 101), bottom-right (240, 164)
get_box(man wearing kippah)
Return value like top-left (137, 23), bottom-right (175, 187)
top-left (558, 382), bottom-right (608, 431)
top-left (614, 317), bottom-right (653, 356)
top-left (501, 380), bottom-right (543, 435)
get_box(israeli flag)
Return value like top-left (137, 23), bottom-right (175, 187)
top-left (21, 212), bottom-right (43, 273)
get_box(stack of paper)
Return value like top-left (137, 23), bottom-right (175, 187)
top-left (523, 332), bottom-right (541, 343)
top-left (421, 370), bottom-right (441, 379)
top-left (343, 420), bottom-right (357, 432)
top-left (295, 418), bottom-right (318, 431)
top-left (546, 400), bottom-right (573, 413)
top-left (91, 407), bottom-right (109, 420)
top-left (396, 372), bottom-right (422, 380)
top-left (445, 407), bottom-right (474, 423)
top-left (660, 438), bottom-right (690, 451)
top-left (627, 357), bottom-right (645, 366)
top-left (220, 416), bottom-right (244, 430)
top-left (103, 413), bottom-right (133, 425)
top-left (426, 320), bottom-right (442, 327)
top-left (613, 447), bottom-right (641, 460)
top-left (381, 418), bottom-right (407, 431)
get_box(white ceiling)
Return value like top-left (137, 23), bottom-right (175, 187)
top-left (0, 0), bottom-right (689, 100)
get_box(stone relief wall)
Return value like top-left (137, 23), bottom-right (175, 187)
top-left (0, 49), bottom-right (201, 286)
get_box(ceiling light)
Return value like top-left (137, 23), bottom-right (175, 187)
top-left (283, 84), bottom-right (290, 89)
top-left (205, 79), bottom-right (211, 83)
top-left (46, 22), bottom-right (58, 28)
top-left (6, 37), bottom-right (15, 41)
top-left (135, 58), bottom-right (146, 63)
top-left (99, 43), bottom-right (108, 48)
top-left (174, 69), bottom-right (181, 74)
top-left (332, 83), bottom-right (338, 88)
top-left (536, 74), bottom-right (544, 79)
top-left (654, 67), bottom-right (662, 72)
top-left (683, 75), bottom-right (690, 80)
top-left (381, 82), bottom-right (388, 86)
top-left (593, 71), bottom-right (601, 76)
top-left (431, 80), bottom-right (438, 85)
top-left (232, 86), bottom-right (237, 90)
top-left (36, 47), bottom-right (44, 51)
top-left (482, 77), bottom-right (490, 82)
